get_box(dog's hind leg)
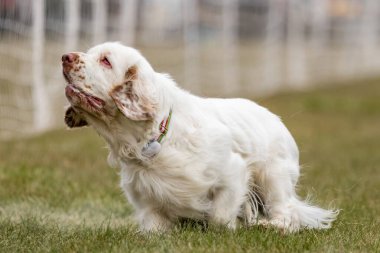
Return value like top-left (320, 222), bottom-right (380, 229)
top-left (255, 159), bottom-right (338, 232)
top-left (239, 183), bottom-right (266, 226)
top-left (209, 153), bottom-right (250, 229)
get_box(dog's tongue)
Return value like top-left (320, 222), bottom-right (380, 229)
top-left (88, 96), bottom-right (105, 108)
top-left (65, 85), bottom-right (76, 97)
top-left (65, 85), bottom-right (81, 104)
top-left (65, 85), bottom-right (105, 109)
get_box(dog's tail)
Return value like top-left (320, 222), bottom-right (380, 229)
top-left (288, 197), bottom-right (339, 231)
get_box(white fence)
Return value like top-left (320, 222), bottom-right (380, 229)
top-left (1, 0), bottom-right (380, 139)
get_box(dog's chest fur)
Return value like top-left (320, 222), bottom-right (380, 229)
top-left (119, 151), bottom-right (218, 219)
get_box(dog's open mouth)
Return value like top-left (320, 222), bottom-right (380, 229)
top-left (65, 84), bottom-right (105, 111)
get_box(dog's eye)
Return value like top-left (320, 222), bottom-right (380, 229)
top-left (100, 56), bottom-right (112, 68)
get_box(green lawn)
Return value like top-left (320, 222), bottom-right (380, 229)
top-left (0, 80), bottom-right (379, 252)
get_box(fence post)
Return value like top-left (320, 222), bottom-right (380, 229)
top-left (183, 0), bottom-right (200, 93)
top-left (361, 0), bottom-right (380, 71)
top-left (92, 0), bottom-right (107, 44)
top-left (310, 0), bottom-right (329, 82)
top-left (32, 0), bottom-right (50, 131)
top-left (264, 0), bottom-right (283, 94)
top-left (120, 0), bottom-right (137, 46)
top-left (222, 0), bottom-right (239, 95)
top-left (65, 0), bottom-right (80, 51)
top-left (286, 0), bottom-right (307, 88)
top-left (310, 0), bottom-right (329, 49)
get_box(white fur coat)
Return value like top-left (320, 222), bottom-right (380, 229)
top-left (62, 42), bottom-right (338, 232)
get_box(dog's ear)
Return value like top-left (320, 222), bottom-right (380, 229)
top-left (65, 106), bottom-right (88, 128)
top-left (110, 65), bottom-right (156, 121)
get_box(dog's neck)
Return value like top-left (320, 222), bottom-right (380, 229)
top-left (90, 72), bottom-right (189, 164)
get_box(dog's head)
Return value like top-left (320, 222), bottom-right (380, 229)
top-left (62, 42), bottom-right (158, 128)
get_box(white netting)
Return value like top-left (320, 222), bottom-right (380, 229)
top-left (0, 0), bottom-right (34, 138)
top-left (1, 0), bottom-right (380, 139)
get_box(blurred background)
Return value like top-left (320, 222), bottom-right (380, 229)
top-left (0, 0), bottom-right (380, 139)
top-left (0, 2), bottom-right (379, 250)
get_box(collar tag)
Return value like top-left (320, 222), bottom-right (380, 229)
top-left (141, 108), bottom-right (172, 158)
top-left (141, 140), bottom-right (161, 158)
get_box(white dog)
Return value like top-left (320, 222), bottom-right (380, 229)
top-left (62, 42), bottom-right (338, 233)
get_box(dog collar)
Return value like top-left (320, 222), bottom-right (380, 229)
top-left (141, 108), bottom-right (172, 158)
top-left (156, 108), bottom-right (173, 143)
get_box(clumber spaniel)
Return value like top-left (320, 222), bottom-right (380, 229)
top-left (62, 42), bottom-right (338, 233)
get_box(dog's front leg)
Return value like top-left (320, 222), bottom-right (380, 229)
top-left (137, 207), bottom-right (173, 233)
top-left (209, 153), bottom-right (249, 230)
top-left (209, 188), bottom-right (239, 229)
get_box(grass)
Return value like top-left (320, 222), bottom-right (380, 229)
top-left (0, 79), bottom-right (380, 252)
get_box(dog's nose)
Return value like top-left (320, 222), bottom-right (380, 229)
top-left (62, 53), bottom-right (78, 63)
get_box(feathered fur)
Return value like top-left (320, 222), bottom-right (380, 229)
top-left (62, 42), bottom-right (338, 233)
